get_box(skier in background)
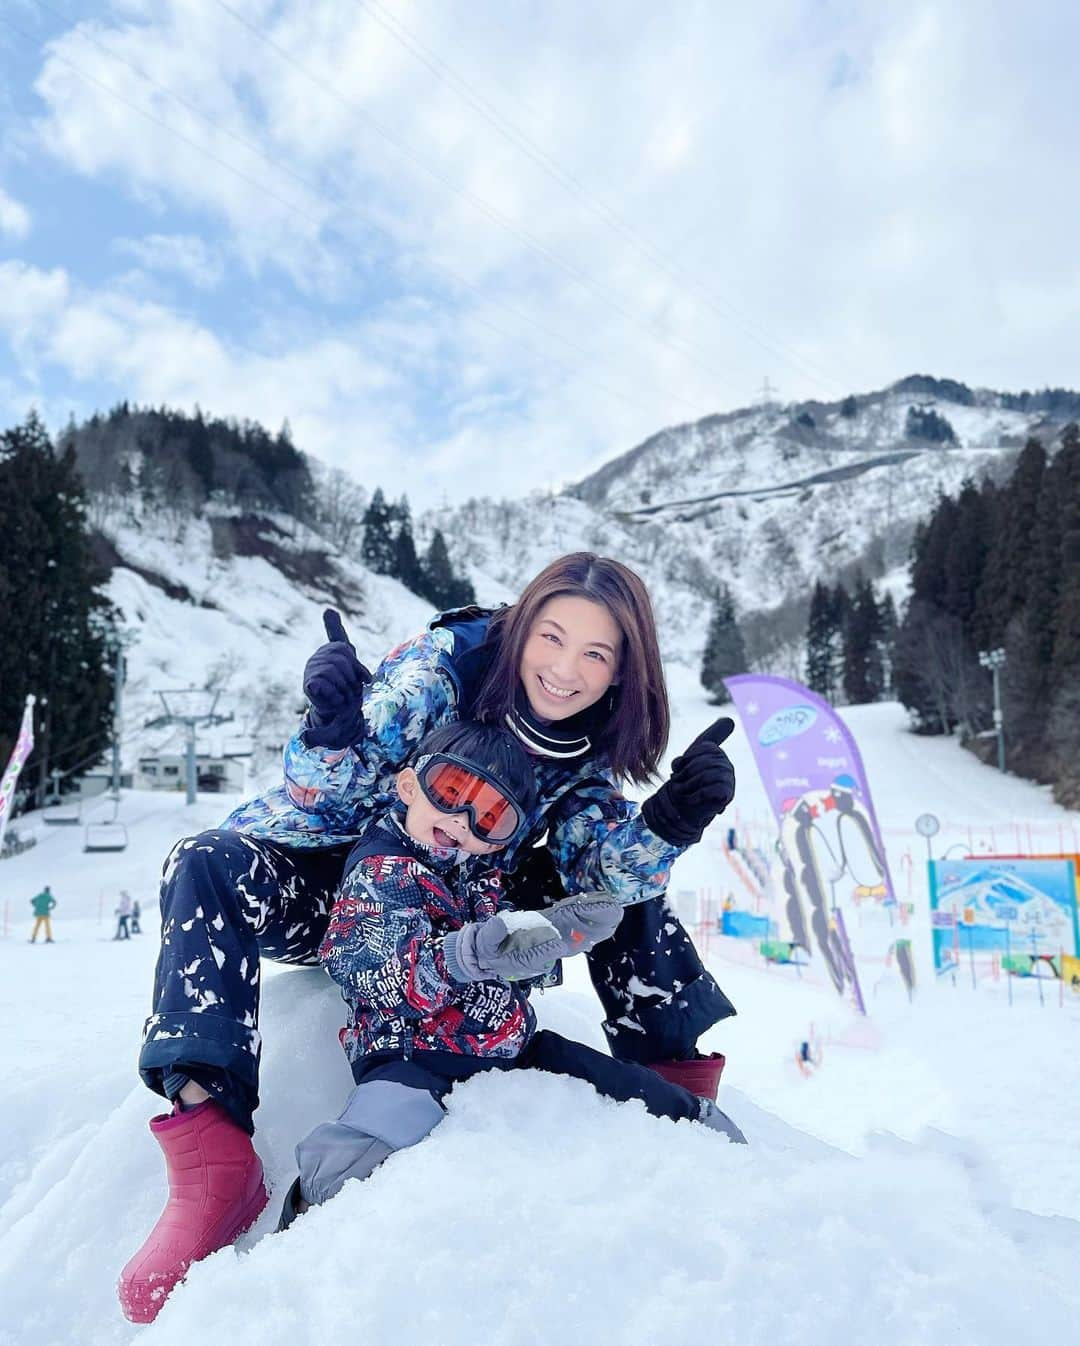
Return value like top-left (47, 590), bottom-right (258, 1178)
top-left (29, 885), bottom-right (56, 943)
top-left (114, 891), bottom-right (132, 941)
top-left (130, 898), bottom-right (142, 935)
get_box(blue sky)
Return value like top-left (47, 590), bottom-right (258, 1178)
top-left (1, 0), bottom-right (1078, 508)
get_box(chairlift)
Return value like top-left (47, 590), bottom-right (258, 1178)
top-left (42, 797), bottom-right (82, 826)
top-left (82, 792), bottom-right (128, 853)
top-left (84, 821), bottom-right (129, 854)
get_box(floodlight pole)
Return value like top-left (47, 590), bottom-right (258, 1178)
top-left (111, 644), bottom-right (125, 798)
top-left (184, 718), bottom-right (197, 806)
top-left (978, 648), bottom-right (1007, 772)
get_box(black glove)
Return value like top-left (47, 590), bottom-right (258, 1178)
top-left (641, 717), bottom-right (736, 847)
top-left (300, 609), bottom-right (372, 750)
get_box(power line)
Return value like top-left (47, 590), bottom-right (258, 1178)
top-left (350, 0), bottom-right (855, 397)
top-left (211, 0), bottom-right (743, 394)
top-left (8, 6), bottom-right (711, 427)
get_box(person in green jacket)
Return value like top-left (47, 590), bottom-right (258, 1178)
top-left (30, 886), bottom-right (56, 943)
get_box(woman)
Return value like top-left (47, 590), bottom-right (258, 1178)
top-left (119, 553), bottom-right (738, 1323)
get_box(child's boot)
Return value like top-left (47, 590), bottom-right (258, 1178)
top-left (117, 1101), bottom-right (268, 1324)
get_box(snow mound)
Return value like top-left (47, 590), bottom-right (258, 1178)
top-left (4, 963), bottom-right (1080, 1346)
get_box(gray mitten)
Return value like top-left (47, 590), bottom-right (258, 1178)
top-left (542, 892), bottom-right (623, 956)
top-left (443, 911), bottom-right (562, 984)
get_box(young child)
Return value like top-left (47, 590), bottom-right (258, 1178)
top-left (279, 720), bottom-right (745, 1225)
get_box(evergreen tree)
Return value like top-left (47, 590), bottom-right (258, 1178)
top-left (1048, 425), bottom-right (1080, 802)
top-left (842, 575), bottom-right (884, 704)
top-left (700, 585), bottom-right (748, 702)
top-left (421, 529), bottom-right (475, 609)
top-left (805, 581), bottom-right (837, 699)
top-left (969, 478), bottom-right (1001, 649)
top-left (0, 412), bottom-right (117, 796)
top-left (909, 492), bottom-right (958, 612)
top-left (976, 438), bottom-right (1046, 643)
top-left (905, 406), bottom-right (957, 444)
top-left (1050, 424), bottom-right (1080, 677)
top-left (829, 584), bottom-right (851, 700)
top-left (1024, 451), bottom-right (1068, 671)
top-left (391, 498), bottom-right (424, 594)
top-left (360, 487), bottom-right (395, 575)
top-left (421, 529), bottom-right (454, 606)
top-left (942, 479), bottom-right (990, 623)
top-left (877, 591), bottom-right (898, 697)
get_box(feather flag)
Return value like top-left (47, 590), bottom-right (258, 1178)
top-left (0, 695), bottom-right (36, 854)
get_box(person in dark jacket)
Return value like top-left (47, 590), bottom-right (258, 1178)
top-left (279, 720), bottom-right (744, 1226)
top-left (122, 553), bottom-right (739, 1322)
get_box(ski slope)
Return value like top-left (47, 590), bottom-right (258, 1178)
top-left (1, 698), bottom-right (1078, 1346)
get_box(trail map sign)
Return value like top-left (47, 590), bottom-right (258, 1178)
top-left (927, 857), bottom-right (1080, 973)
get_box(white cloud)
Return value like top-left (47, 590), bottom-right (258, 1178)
top-left (113, 233), bottom-right (224, 289)
top-left (0, 260), bottom-right (69, 344)
top-left (0, 258), bottom-right (428, 484)
top-left (9, 1), bottom-right (1080, 504)
top-left (0, 186), bottom-right (31, 239)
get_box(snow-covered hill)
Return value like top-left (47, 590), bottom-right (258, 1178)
top-left (425, 376), bottom-right (1080, 655)
top-left (81, 373), bottom-right (1080, 778)
top-left (1, 700), bottom-right (1078, 1345)
top-left (96, 504), bottom-right (435, 783)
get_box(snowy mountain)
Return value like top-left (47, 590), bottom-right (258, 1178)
top-left (424, 375), bottom-right (1080, 655)
top-left (82, 374), bottom-right (1079, 780)
top-left (95, 503), bottom-right (436, 787)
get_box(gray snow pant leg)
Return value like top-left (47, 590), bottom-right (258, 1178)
top-left (296, 1076), bottom-right (447, 1206)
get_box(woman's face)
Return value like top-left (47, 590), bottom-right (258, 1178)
top-left (518, 595), bottom-right (622, 723)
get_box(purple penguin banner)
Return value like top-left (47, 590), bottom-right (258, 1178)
top-left (724, 675), bottom-right (896, 1008)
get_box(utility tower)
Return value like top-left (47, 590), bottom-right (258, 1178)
top-left (757, 376), bottom-right (779, 408)
top-left (148, 690), bottom-right (235, 805)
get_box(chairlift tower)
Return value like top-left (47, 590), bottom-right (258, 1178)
top-left (108, 632), bottom-right (138, 799)
top-left (150, 690), bottom-right (235, 805)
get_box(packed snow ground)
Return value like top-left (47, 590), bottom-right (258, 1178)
top-left (2, 692), bottom-right (1079, 1346)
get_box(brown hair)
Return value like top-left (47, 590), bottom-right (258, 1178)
top-left (473, 553), bottom-right (669, 784)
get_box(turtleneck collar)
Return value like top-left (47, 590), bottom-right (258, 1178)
top-left (504, 682), bottom-right (612, 761)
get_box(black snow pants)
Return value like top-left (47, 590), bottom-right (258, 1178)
top-left (138, 830), bottom-right (736, 1133)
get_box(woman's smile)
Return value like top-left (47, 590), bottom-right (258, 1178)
top-left (536, 673), bottom-right (580, 702)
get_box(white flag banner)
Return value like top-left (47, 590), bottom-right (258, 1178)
top-left (0, 694), bottom-right (36, 854)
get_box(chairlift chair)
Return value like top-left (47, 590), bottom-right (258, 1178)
top-left (84, 821), bottom-right (129, 854)
top-left (83, 792), bottom-right (128, 853)
top-left (42, 797), bottom-right (82, 826)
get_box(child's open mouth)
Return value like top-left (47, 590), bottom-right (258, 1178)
top-left (432, 825), bottom-right (459, 848)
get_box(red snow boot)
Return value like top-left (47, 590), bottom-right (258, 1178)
top-left (118, 1101), bottom-right (268, 1324)
top-left (648, 1051), bottom-right (726, 1101)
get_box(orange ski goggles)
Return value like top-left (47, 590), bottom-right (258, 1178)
top-left (413, 753), bottom-right (528, 845)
